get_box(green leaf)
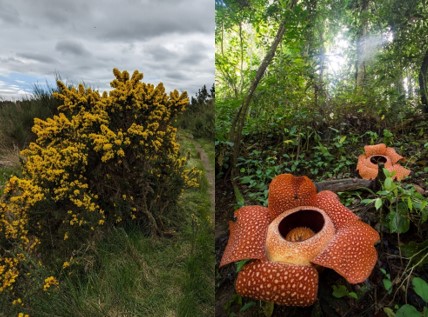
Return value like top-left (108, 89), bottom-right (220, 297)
top-left (412, 277), bottom-right (428, 303)
top-left (339, 135), bottom-right (347, 144)
top-left (388, 211), bottom-right (410, 233)
top-left (375, 198), bottom-right (383, 210)
top-left (240, 301), bottom-right (256, 312)
top-left (332, 285), bottom-right (349, 298)
top-left (348, 292), bottom-right (358, 299)
top-left (262, 301), bottom-right (275, 317)
top-left (377, 190), bottom-right (390, 196)
top-left (383, 168), bottom-right (394, 178)
top-left (383, 278), bottom-right (392, 293)
top-left (396, 304), bottom-right (421, 317)
top-left (407, 197), bottom-right (413, 211)
top-left (361, 198), bottom-right (374, 205)
top-left (383, 307), bottom-right (396, 317)
top-left (384, 177), bottom-right (393, 190)
top-left (236, 260), bottom-right (249, 272)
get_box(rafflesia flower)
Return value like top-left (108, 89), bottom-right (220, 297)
top-left (220, 174), bottom-right (379, 306)
top-left (356, 143), bottom-right (410, 181)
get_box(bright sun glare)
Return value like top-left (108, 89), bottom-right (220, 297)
top-left (325, 31), bottom-right (350, 75)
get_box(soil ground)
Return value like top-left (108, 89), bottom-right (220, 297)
top-left (195, 141), bottom-right (215, 222)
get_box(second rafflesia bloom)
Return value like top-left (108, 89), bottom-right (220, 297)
top-left (220, 174), bottom-right (380, 306)
top-left (356, 143), bottom-right (410, 181)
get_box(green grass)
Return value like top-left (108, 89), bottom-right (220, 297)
top-left (28, 225), bottom-right (213, 316)
top-left (197, 138), bottom-right (215, 166)
top-left (2, 132), bottom-right (214, 317)
top-left (0, 166), bottom-right (20, 195)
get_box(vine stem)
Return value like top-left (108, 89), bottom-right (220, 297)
top-left (389, 245), bottom-right (428, 306)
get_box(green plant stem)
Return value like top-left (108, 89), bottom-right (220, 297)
top-left (397, 233), bottom-right (403, 268)
top-left (389, 246), bottom-right (428, 306)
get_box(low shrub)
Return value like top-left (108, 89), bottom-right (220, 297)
top-left (178, 84), bottom-right (214, 139)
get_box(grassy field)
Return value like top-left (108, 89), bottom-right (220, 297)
top-left (0, 133), bottom-right (214, 317)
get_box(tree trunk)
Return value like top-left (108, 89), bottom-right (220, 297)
top-left (315, 178), bottom-right (373, 193)
top-left (239, 22), bottom-right (245, 95)
top-left (355, 0), bottom-right (369, 90)
top-left (418, 49), bottom-right (428, 113)
top-left (315, 28), bottom-right (327, 108)
top-left (228, 1), bottom-right (298, 202)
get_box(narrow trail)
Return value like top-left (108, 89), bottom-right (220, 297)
top-left (194, 142), bottom-right (215, 223)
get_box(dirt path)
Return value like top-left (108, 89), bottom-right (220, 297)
top-left (194, 142), bottom-right (215, 223)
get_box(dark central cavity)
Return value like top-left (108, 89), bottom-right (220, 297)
top-left (370, 155), bottom-right (387, 164)
top-left (278, 209), bottom-right (324, 240)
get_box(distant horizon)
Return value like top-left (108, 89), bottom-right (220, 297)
top-left (0, 74), bottom-right (215, 103)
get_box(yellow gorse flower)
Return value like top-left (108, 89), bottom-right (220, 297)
top-left (43, 276), bottom-right (59, 291)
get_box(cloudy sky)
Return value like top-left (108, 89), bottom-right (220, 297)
top-left (0, 0), bottom-right (214, 100)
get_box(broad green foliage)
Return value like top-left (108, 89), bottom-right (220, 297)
top-left (383, 276), bottom-right (428, 317)
top-left (363, 169), bottom-right (428, 234)
top-left (413, 277), bottom-right (428, 303)
top-left (0, 69), bottom-right (199, 308)
top-left (215, 0), bottom-right (428, 148)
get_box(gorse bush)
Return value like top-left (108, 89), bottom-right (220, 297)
top-left (0, 69), bottom-right (199, 309)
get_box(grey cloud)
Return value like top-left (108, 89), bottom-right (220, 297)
top-left (180, 51), bottom-right (210, 65)
top-left (55, 40), bottom-right (91, 57)
top-left (17, 52), bottom-right (57, 64)
top-left (166, 70), bottom-right (190, 81)
top-left (92, 0), bottom-right (213, 41)
top-left (0, 1), bottom-right (21, 24)
top-left (145, 45), bottom-right (178, 61)
top-left (0, 0), bottom-right (214, 99)
top-left (43, 9), bottom-right (70, 25)
top-left (180, 40), bottom-right (213, 64)
top-left (0, 56), bottom-right (23, 64)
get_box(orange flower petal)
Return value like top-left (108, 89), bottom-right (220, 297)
top-left (385, 147), bottom-right (403, 164)
top-left (268, 174), bottom-right (317, 220)
top-left (314, 191), bottom-right (359, 228)
top-left (236, 260), bottom-right (318, 306)
top-left (388, 164), bottom-right (411, 181)
top-left (220, 206), bottom-right (270, 267)
top-left (364, 143), bottom-right (387, 156)
top-left (356, 154), bottom-right (379, 180)
top-left (311, 220), bottom-right (380, 284)
top-left (358, 144), bottom-right (410, 181)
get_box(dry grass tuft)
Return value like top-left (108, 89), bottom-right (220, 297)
top-left (0, 140), bottom-right (21, 168)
